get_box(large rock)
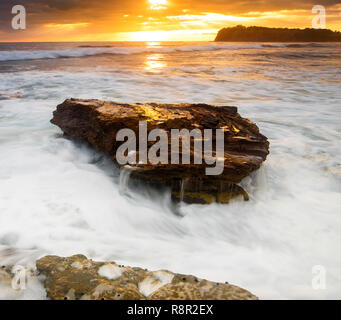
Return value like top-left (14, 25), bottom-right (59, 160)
top-left (36, 255), bottom-right (258, 300)
top-left (51, 99), bottom-right (269, 204)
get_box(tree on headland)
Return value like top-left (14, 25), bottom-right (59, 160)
top-left (215, 25), bottom-right (341, 42)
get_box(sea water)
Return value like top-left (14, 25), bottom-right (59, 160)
top-left (0, 41), bottom-right (340, 299)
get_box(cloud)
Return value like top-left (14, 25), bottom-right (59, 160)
top-left (0, 0), bottom-right (340, 40)
top-left (44, 22), bottom-right (90, 30)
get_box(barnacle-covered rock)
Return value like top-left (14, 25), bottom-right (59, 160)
top-left (36, 255), bottom-right (258, 300)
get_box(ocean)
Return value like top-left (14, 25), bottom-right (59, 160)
top-left (0, 41), bottom-right (340, 299)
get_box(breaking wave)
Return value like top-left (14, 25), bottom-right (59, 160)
top-left (0, 43), bottom-right (335, 62)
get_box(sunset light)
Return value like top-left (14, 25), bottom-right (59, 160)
top-left (0, 1), bottom-right (340, 42)
top-left (145, 54), bottom-right (167, 72)
top-left (149, 0), bottom-right (168, 10)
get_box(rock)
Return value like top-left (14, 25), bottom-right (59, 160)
top-left (0, 266), bottom-right (12, 286)
top-left (0, 92), bottom-right (22, 100)
top-left (51, 99), bottom-right (269, 204)
top-left (36, 255), bottom-right (258, 300)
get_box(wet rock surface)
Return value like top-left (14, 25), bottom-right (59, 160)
top-left (36, 255), bottom-right (258, 300)
top-left (51, 99), bottom-right (269, 204)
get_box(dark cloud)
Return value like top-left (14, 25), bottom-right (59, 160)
top-left (0, 1), bottom-right (123, 31)
top-left (174, 0), bottom-right (341, 13)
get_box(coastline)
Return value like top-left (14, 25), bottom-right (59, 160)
top-left (215, 26), bottom-right (341, 42)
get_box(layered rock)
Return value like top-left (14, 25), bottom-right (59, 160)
top-left (36, 255), bottom-right (258, 300)
top-left (51, 99), bottom-right (269, 203)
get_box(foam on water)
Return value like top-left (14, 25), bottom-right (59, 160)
top-left (0, 42), bottom-right (340, 299)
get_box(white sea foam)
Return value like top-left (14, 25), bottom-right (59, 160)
top-left (0, 43), bottom-right (340, 300)
top-left (98, 264), bottom-right (122, 280)
top-left (138, 271), bottom-right (174, 297)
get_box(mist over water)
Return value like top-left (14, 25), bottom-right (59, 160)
top-left (0, 42), bottom-right (340, 299)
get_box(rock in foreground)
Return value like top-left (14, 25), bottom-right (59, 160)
top-left (51, 99), bottom-right (269, 204)
top-left (36, 255), bottom-right (258, 300)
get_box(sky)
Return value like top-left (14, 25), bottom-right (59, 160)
top-left (0, 0), bottom-right (340, 41)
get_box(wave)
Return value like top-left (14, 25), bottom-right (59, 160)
top-left (0, 42), bottom-right (336, 62)
top-left (0, 47), bottom-right (144, 62)
top-left (286, 43), bottom-right (329, 48)
top-left (262, 43), bottom-right (329, 48)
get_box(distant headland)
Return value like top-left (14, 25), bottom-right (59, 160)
top-left (215, 25), bottom-right (341, 42)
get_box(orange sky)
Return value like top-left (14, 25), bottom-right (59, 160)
top-left (0, 0), bottom-right (340, 41)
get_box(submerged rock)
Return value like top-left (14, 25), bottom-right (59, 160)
top-left (51, 99), bottom-right (269, 204)
top-left (0, 92), bottom-right (22, 100)
top-left (36, 255), bottom-right (258, 300)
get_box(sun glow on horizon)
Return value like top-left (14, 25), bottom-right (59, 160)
top-left (114, 29), bottom-right (217, 41)
top-left (149, 0), bottom-right (168, 10)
